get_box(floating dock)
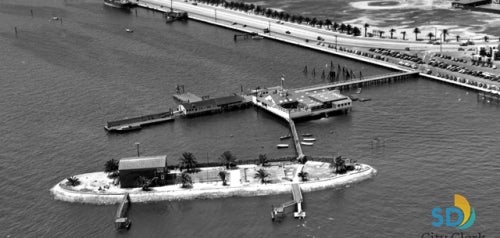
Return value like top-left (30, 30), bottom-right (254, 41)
top-left (105, 111), bottom-right (174, 132)
top-left (478, 91), bottom-right (500, 104)
top-left (271, 183), bottom-right (305, 220)
top-left (115, 193), bottom-right (131, 230)
top-left (173, 92), bottom-right (203, 103)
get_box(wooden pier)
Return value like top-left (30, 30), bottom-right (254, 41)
top-left (294, 71), bottom-right (419, 93)
top-left (115, 193), bottom-right (131, 230)
top-left (287, 119), bottom-right (304, 160)
top-left (271, 183), bottom-right (305, 220)
top-left (105, 111), bottom-right (175, 132)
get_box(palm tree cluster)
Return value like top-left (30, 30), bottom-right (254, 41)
top-left (104, 159), bottom-right (119, 173)
top-left (218, 171), bottom-right (228, 186)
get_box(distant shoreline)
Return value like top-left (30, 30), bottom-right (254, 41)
top-left (50, 163), bottom-right (377, 205)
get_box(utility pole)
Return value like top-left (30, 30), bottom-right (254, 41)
top-left (135, 142), bottom-right (140, 157)
top-left (335, 35), bottom-right (338, 51)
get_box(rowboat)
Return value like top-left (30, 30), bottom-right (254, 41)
top-left (300, 142), bottom-right (314, 146)
top-left (277, 144), bottom-right (289, 148)
top-left (302, 133), bottom-right (313, 137)
top-left (302, 138), bottom-right (316, 142)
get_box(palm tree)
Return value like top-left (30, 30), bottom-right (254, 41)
top-left (333, 156), bottom-right (347, 174)
top-left (364, 23), bottom-right (370, 37)
top-left (413, 27), bottom-right (421, 41)
top-left (456, 35), bottom-right (460, 42)
top-left (104, 159), bottom-right (119, 173)
top-left (218, 171), bottom-right (228, 186)
top-left (390, 28), bottom-right (396, 39)
top-left (179, 152), bottom-right (198, 173)
top-left (298, 171), bottom-right (309, 182)
top-left (254, 168), bottom-right (270, 184)
top-left (332, 22), bottom-right (339, 31)
top-left (484, 36), bottom-right (489, 42)
top-left (401, 31), bottom-right (407, 40)
top-left (427, 32), bottom-right (434, 41)
top-left (66, 176), bottom-right (80, 186)
top-left (379, 30), bottom-right (385, 38)
top-left (325, 19), bottom-right (332, 29)
top-left (346, 24), bottom-right (352, 34)
top-left (178, 171), bottom-right (193, 188)
top-left (220, 151), bottom-right (237, 169)
top-left (339, 23), bottom-right (346, 33)
top-left (258, 154), bottom-right (269, 167)
top-left (352, 27), bottom-right (361, 36)
top-left (442, 29), bottom-right (448, 42)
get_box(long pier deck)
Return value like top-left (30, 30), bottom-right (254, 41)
top-left (293, 71), bottom-right (419, 93)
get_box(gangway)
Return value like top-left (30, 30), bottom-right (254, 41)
top-left (271, 183), bottom-right (306, 220)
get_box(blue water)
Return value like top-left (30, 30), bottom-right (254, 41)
top-left (1, 1), bottom-right (499, 237)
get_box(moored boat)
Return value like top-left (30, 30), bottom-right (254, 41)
top-left (302, 138), bottom-right (316, 142)
top-left (277, 144), bottom-right (289, 148)
top-left (300, 141), bottom-right (314, 146)
top-left (104, 0), bottom-right (132, 8)
top-left (302, 133), bottom-right (313, 137)
top-left (280, 134), bottom-right (291, 140)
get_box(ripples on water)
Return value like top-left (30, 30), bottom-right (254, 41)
top-left (0, 1), bottom-right (499, 237)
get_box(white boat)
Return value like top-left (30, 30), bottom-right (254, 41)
top-left (280, 134), bottom-right (291, 140)
top-left (302, 133), bottom-right (313, 137)
top-left (303, 138), bottom-right (316, 142)
top-left (356, 88), bottom-right (362, 94)
top-left (125, 28), bottom-right (133, 33)
top-left (300, 141), bottom-right (314, 146)
top-left (277, 144), bottom-right (289, 148)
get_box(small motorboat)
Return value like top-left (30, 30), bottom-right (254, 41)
top-left (252, 35), bottom-right (264, 40)
top-left (302, 133), bottom-right (313, 137)
top-left (300, 141), bottom-right (314, 146)
top-left (280, 134), bottom-right (291, 140)
top-left (356, 88), bottom-right (362, 94)
top-left (303, 138), bottom-right (316, 142)
top-left (349, 94), bottom-right (359, 101)
top-left (277, 144), bottom-right (289, 148)
top-left (125, 28), bottom-right (134, 33)
top-left (52, 16), bottom-right (59, 21)
top-left (359, 98), bottom-right (372, 102)
top-left (116, 125), bottom-right (141, 131)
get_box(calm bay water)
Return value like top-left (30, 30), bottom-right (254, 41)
top-left (1, 1), bottom-right (499, 237)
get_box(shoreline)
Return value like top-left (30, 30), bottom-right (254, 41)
top-left (50, 163), bottom-right (377, 205)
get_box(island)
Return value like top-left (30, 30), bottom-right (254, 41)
top-left (50, 154), bottom-right (376, 205)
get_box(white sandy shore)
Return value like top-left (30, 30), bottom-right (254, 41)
top-left (50, 163), bottom-right (377, 205)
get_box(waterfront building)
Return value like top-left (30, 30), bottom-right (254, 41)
top-left (118, 156), bottom-right (168, 188)
top-left (252, 87), bottom-right (352, 120)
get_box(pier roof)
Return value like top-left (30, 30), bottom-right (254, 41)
top-left (308, 91), bottom-right (347, 103)
top-left (119, 156), bottom-right (167, 170)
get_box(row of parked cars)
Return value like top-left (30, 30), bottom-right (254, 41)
top-left (437, 73), bottom-right (498, 90)
top-left (429, 59), bottom-right (500, 82)
top-left (369, 48), bottom-right (424, 64)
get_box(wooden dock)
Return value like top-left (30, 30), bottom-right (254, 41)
top-left (105, 111), bottom-right (175, 132)
top-left (115, 193), bottom-right (131, 230)
top-left (271, 183), bottom-right (305, 220)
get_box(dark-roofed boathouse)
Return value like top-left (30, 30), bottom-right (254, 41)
top-left (119, 156), bottom-right (168, 188)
